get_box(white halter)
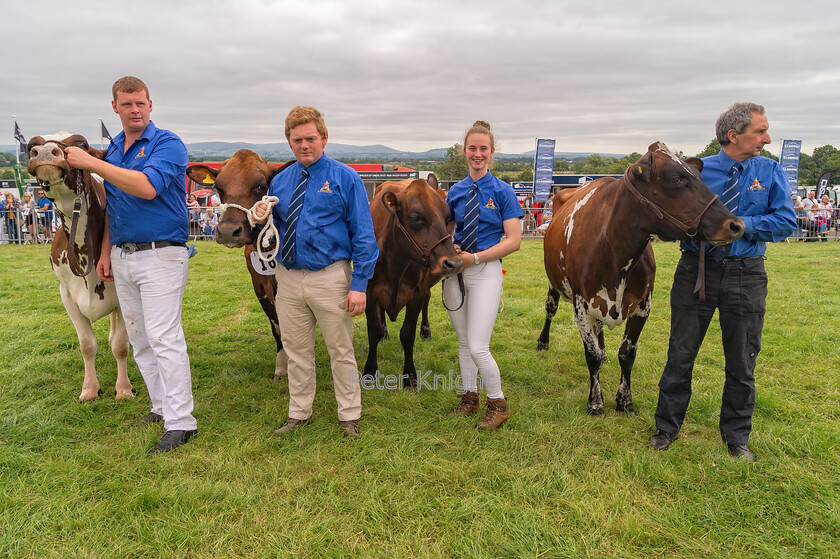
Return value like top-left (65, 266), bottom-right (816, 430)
top-left (217, 195), bottom-right (280, 263)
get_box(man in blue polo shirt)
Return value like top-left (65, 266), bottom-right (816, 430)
top-left (36, 190), bottom-right (54, 242)
top-left (65, 76), bottom-right (196, 454)
top-left (254, 106), bottom-right (378, 439)
top-left (650, 103), bottom-right (796, 461)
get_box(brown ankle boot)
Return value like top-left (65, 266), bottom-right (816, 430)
top-left (450, 391), bottom-right (480, 416)
top-left (476, 397), bottom-right (510, 430)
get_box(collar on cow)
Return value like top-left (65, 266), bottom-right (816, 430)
top-left (380, 195), bottom-right (453, 269)
top-left (622, 167), bottom-right (718, 239)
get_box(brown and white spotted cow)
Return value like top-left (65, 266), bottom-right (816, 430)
top-left (186, 150), bottom-right (293, 379)
top-left (364, 176), bottom-right (463, 388)
top-left (27, 133), bottom-right (133, 401)
top-left (537, 142), bottom-right (744, 415)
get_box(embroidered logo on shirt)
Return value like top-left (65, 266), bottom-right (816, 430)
top-left (319, 181), bottom-right (332, 193)
top-left (135, 147), bottom-right (147, 159)
top-left (748, 178), bottom-right (765, 191)
top-left (484, 197), bottom-right (497, 209)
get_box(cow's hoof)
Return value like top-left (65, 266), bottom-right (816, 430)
top-left (115, 387), bottom-right (135, 400)
top-left (615, 401), bottom-right (635, 416)
top-left (536, 340), bottom-right (549, 351)
top-left (586, 405), bottom-right (604, 416)
top-left (420, 326), bottom-right (431, 340)
top-left (79, 388), bottom-right (103, 402)
top-left (273, 370), bottom-right (288, 380)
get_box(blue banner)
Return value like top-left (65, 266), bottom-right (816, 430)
top-left (780, 139), bottom-right (802, 194)
top-left (533, 139), bottom-right (555, 203)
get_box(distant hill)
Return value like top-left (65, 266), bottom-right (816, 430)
top-left (1, 142), bottom-right (627, 161)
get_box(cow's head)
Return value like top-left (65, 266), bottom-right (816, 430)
top-left (380, 178), bottom-right (463, 278)
top-left (27, 134), bottom-right (106, 197)
top-left (627, 142), bottom-right (745, 244)
top-left (186, 149), bottom-right (293, 248)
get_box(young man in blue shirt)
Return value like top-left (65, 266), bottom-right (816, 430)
top-left (254, 106), bottom-right (378, 439)
top-left (650, 103), bottom-right (797, 461)
top-left (66, 76), bottom-right (197, 454)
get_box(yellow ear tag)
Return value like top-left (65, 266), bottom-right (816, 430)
top-left (202, 176), bottom-right (214, 184)
top-left (637, 166), bottom-right (643, 174)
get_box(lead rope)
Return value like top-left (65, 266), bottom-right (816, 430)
top-left (218, 195), bottom-right (280, 263)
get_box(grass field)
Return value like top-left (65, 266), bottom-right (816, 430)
top-left (0, 239), bottom-right (838, 558)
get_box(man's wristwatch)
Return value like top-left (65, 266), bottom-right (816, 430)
top-left (473, 253), bottom-right (480, 265)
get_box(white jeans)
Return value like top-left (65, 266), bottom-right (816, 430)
top-left (443, 259), bottom-right (505, 399)
top-left (111, 245), bottom-right (196, 431)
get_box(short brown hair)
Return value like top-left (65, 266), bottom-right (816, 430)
top-left (285, 106), bottom-right (328, 140)
top-left (112, 76), bottom-right (150, 102)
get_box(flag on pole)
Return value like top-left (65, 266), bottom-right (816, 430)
top-left (816, 171), bottom-right (832, 200)
top-left (14, 121), bottom-right (26, 153)
top-left (100, 120), bottom-right (113, 142)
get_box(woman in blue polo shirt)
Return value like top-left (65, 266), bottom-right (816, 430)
top-left (444, 121), bottom-right (523, 429)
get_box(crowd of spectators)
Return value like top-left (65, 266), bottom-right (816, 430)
top-left (793, 191), bottom-right (837, 241)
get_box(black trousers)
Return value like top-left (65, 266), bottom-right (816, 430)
top-left (654, 251), bottom-right (767, 445)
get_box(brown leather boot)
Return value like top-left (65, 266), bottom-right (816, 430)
top-left (449, 391), bottom-right (480, 416)
top-left (476, 397), bottom-right (510, 430)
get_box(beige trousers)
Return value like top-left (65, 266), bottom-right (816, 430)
top-left (275, 260), bottom-right (361, 422)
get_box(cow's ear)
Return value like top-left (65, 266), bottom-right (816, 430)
top-left (187, 165), bottom-right (219, 186)
top-left (426, 173), bottom-right (439, 189)
top-left (271, 159), bottom-right (295, 180)
top-left (633, 152), bottom-right (652, 183)
top-left (27, 136), bottom-right (45, 154)
top-left (684, 157), bottom-right (704, 173)
top-left (381, 191), bottom-right (399, 216)
top-left (87, 146), bottom-right (107, 160)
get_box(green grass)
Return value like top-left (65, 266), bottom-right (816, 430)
top-left (0, 239), bottom-right (838, 558)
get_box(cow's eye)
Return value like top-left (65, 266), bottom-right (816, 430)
top-left (408, 213), bottom-right (427, 228)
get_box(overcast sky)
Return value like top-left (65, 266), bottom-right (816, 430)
top-left (3, 0), bottom-right (838, 157)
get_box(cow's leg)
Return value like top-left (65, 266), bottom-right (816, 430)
top-left (60, 289), bottom-right (101, 402)
top-left (615, 313), bottom-right (647, 416)
top-left (419, 298), bottom-right (431, 340)
top-left (109, 309), bottom-right (134, 399)
top-left (363, 302), bottom-right (383, 382)
top-left (399, 299), bottom-right (424, 389)
top-left (537, 286), bottom-right (561, 350)
top-left (574, 299), bottom-right (606, 415)
top-left (257, 290), bottom-right (287, 379)
top-left (271, 320), bottom-right (288, 379)
top-left (379, 306), bottom-right (389, 342)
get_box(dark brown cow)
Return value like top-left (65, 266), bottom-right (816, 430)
top-left (537, 142), bottom-right (745, 415)
top-left (187, 150), bottom-right (293, 379)
top-left (27, 133), bottom-right (133, 401)
top-left (364, 176), bottom-right (463, 388)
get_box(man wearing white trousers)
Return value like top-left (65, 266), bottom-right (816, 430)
top-left (66, 76), bottom-right (196, 454)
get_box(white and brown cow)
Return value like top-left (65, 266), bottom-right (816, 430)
top-left (27, 133), bottom-right (133, 401)
top-left (187, 150), bottom-right (293, 379)
top-left (538, 142), bottom-right (744, 416)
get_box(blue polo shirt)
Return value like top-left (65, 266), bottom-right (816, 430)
top-left (104, 121), bottom-right (189, 245)
top-left (37, 196), bottom-right (54, 217)
top-left (269, 154), bottom-right (378, 292)
top-left (682, 151), bottom-right (797, 259)
top-left (447, 172), bottom-right (523, 251)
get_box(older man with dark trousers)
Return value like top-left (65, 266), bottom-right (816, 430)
top-left (66, 76), bottom-right (197, 454)
top-left (254, 106), bottom-right (378, 439)
top-left (650, 103), bottom-right (796, 461)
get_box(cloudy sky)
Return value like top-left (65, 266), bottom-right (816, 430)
top-left (3, 0), bottom-right (838, 157)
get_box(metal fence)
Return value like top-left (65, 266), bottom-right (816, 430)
top-left (2, 205), bottom-right (839, 245)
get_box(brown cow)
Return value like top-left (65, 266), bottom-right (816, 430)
top-left (537, 142), bottom-right (744, 415)
top-left (364, 176), bottom-right (463, 388)
top-left (27, 133), bottom-right (133, 401)
top-left (186, 150), bottom-right (293, 379)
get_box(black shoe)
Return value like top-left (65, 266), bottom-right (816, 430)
top-left (727, 443), bottom-right (756, 461)
top-left (136, 412), bottom-right (163, 426)
top-left (147, 429), bottom-right (197, 454)
top-left (650, 429), bottom-right (678, 451)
